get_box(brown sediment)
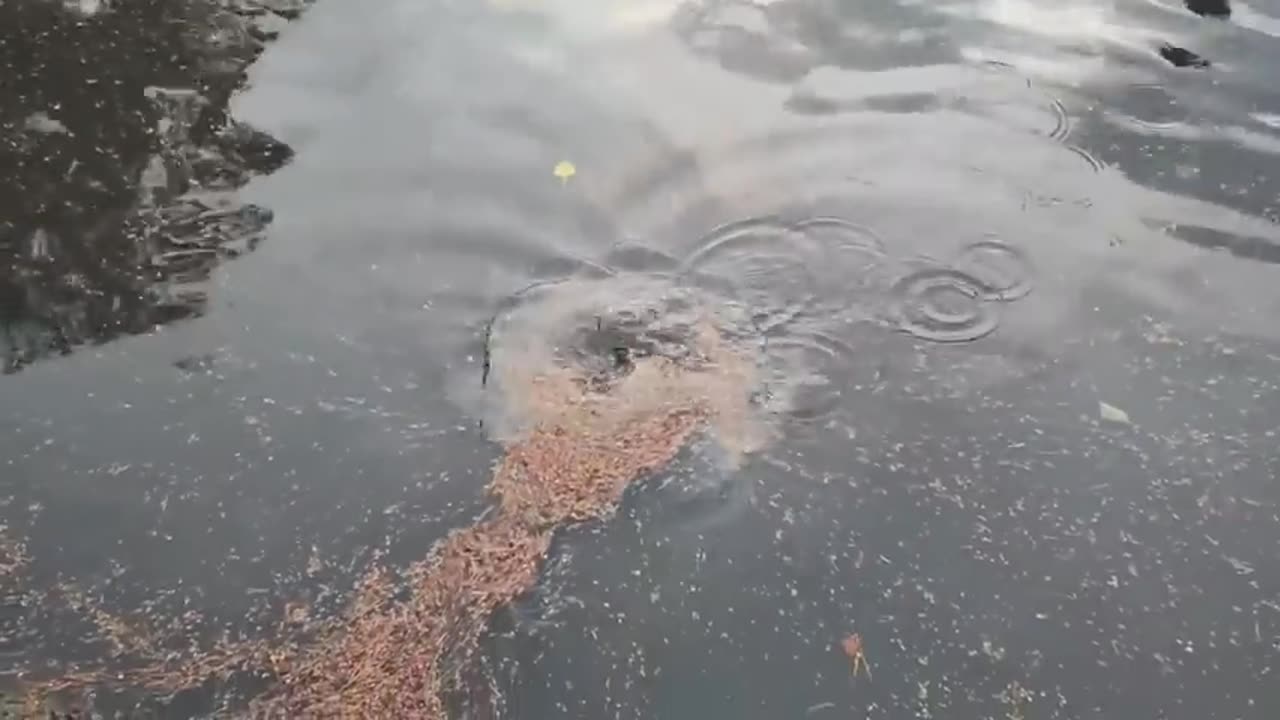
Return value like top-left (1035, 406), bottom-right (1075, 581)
top-left (256, 520), bottom-right (550, 718)
top-left (16, 298), bottom-right (763, 718)
top-left (253, 324), bottom-right (760, 718)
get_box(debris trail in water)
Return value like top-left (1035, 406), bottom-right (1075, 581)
top-left (258, 313), bottom-right (761, 717)
top-left (17, 277), bottom-right (766, 718)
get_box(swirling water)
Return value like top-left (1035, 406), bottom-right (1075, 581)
top-left (4, 0), bottom-right (1280, 717)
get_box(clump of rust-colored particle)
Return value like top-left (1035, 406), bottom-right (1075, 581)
top-left (255, 521), bottom-right (551, 718)
top-left (19, 280), bottom-right (766, 719)
top-left (251, 317), bottom-right (761, 718)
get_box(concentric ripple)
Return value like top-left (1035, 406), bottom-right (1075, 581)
top-left (949, 238), bottom-right (1033, 301)
top-left (758, 331), bottom-right (856, 423)
top-left (676, 217), bottom-right (824, 331)
top-left (791, 216), bottom-right (889, 290)
top-left (888, 262), bottom-right (1000, 343)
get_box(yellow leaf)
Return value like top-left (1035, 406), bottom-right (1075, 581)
top-left (553, 160), bottom-right (576, 183)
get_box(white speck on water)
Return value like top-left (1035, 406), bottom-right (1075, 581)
top-left (1224, 556), bottom-right (1255, 576)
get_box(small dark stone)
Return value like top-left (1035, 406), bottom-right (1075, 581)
top-left (1159, 44), bottom-right (1211, 68)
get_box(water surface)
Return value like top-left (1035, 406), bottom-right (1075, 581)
top-left (4, 0), bottom-right (1280, 717)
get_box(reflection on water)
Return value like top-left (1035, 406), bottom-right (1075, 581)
top-left (1185, 0), bottom-right (1232, 18)
top-left (4, 0), bottom-right (1280, 716)
top-left (0, 0), bottom-right (292, 375)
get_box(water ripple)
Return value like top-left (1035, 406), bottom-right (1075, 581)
top-left (676, 216), bottom-right (823, 330)
top-left (888, 262), bottom-right (1001, 343)
top-left (949, 238), bottom-right (1033, 301)
top-left (1064, 144), bottom-right (1104, 173)
top-left (758, 331), bottom-right (856, 423)
top-left (791, 216), bottom-right (888, 285)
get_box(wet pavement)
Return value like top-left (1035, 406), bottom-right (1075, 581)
top-left (4, 0), bottom-right (1280, 717)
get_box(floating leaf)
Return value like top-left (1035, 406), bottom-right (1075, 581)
top-left (553, 160), bottom-right (576, 183)
top-left (1099, 401), bottom-right (1131, 425)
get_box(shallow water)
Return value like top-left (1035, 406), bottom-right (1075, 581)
top-left (4, 0), bottom-right (1280, 717)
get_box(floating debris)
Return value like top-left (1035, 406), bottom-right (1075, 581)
top-left (17, 272), bottom-right (772, 717)
top-left (553, 160), bottom-right (577, 183)
top-left (1099, 401), bottom-right (1132, 425)
top-left (254, 315), bottom-right (761, 717)
top-left (841, 633), bottom-right (872, 680)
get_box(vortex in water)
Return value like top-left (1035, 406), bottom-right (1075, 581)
top-left (949, 238), bottom-right (1032, 301)
top-left (889, 264), bottom-right (999, 343)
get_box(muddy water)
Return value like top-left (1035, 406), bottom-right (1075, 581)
top-left (5, 0), bottom-right (1280, 717)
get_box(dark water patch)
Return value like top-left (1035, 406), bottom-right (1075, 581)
top-left (1111, 82), bottom-right (1186, 129)
top-left (1073, 100), bottom-right (1280, 228)
top-left (1163, 221), bottom-right (1280, 263)
top-left (1186, 0), bottom-right (1232, 18)
top-left (613, 441), bottom-right (762, 544)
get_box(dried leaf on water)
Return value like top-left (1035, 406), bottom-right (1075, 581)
top-left (1099, 401), bottom-right (1131, 425)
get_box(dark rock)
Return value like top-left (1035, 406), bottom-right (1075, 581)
top-left (1159, 43), bottom-right (1211, 68)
